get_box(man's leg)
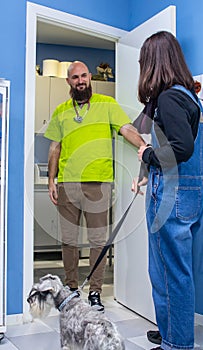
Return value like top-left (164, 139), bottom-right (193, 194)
top-left (89, 246), bottom-right (107, 293)
top-left (57, 183), bottom-right (81, 289)
top-left (61, 243), bottom-right (79, 288)
top-left (82, 182), bottom-right (111, 311)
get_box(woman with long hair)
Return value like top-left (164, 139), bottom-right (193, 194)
top-left (132, 31), bottom-right (203, 350)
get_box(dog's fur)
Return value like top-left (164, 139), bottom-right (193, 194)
top-left (27, 274), bottom-right (125, 350)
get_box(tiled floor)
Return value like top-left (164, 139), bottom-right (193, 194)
top-left (1, 258), bottom-right (203, 350)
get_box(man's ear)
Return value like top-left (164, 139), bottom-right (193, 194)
top-left (66, 78), bottom-right (70, 85)
top-left (89, 72), bottom-right (92, 80)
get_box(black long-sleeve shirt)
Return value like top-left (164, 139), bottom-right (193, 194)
top-left (142, 88), bottom-right (200, 169)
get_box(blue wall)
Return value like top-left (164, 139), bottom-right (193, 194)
top-left (0, 0), bottom-right (129, 316)
top-left (130, 0), bottom-right (203, 76)
top-left (0, 0), bottom-right (203, 315)
top-left (0, 0), bottom-right (26, 315)
top-left (30, 0), bottom-right (130, 30)
top-left (36, 43), bottom-right (115, 79)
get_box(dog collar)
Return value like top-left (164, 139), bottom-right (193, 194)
top-left (58, 290), bottom-right (80, 312)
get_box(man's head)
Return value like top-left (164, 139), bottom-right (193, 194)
top-left (66, 61), bottom-right (92, 103)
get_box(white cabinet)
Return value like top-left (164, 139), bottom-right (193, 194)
top-left (35, 76), bottom-right (68, 132)
top-left (34, 187), bottom-right (61, 251)
top-left (35, 76), bottom-right (50, 132)
top-left (49, 77), bottom-right (69, 117)
top-left (92, 81), bottom-right (115, 97)
top-left (35, 76), bottom-right (115, 132)
top-left (34, 187), bottom-right (90, 255)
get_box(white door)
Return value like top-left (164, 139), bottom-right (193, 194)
top-left (114, 6), bottom-right (176, 322)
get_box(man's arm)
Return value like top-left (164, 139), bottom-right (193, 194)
top-left (120, 124), bottom-right (149, 195)
top-left (120, 123), bottom-right (146, 148)
top-left (48, 141), bottom-right (61, 205)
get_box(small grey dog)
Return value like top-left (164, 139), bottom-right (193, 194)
top-left (27, 274), bottom-right (125, 350)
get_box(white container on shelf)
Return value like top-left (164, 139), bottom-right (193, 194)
top-left (43, 59), bottom-right (59, 77)
top-left (58, 61), bottom-right (72, 78)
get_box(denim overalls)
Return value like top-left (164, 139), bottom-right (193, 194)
top-left (146, 86), bottom-right (203, 350)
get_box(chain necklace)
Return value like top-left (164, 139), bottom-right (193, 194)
top-left (73, 99), bottom-right (90, 123)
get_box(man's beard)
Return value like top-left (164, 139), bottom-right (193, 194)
top-left (70, 84), bottom-right (92, 102)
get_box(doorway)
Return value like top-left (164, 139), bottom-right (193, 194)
top-left (34, 47), bottom-right (116, 296)
top-left (24, 2), bottom-right (127, 319)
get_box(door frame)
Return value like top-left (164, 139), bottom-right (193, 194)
top-left (0, 81), bottom-right (10, 332)
top-left (23, 1), bottom-right (127, 319)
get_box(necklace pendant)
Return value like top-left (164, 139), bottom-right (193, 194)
top-left (74, 115), bottom-right (83, 123)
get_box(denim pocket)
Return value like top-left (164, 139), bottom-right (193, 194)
top-left (175, 186), bottom-right (201, 220)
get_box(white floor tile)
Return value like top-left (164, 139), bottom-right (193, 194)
top-left (105, 303), bottom-right (139, 322)
top-left (4, 261), bottom-right (203, 350)
top-left (0, 337), bottom-right (18, 349)
top-left (128, 335), bottom-right (155, 350)
top-left (41, 315), bottom-right (60, 333)
top-left (8, 331), bottom-right (60, 350)
top-left (5, 318), bottom-right (53, 337)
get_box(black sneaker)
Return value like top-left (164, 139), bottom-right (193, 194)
top-left (147, 330), bottom-right (162, 345)
top-left (88, 291), bottom-right (104, 312)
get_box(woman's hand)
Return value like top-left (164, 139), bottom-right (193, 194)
top-left (131, 176), bottom-right (148, 195)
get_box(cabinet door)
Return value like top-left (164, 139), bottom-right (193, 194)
top-left (91, 80), bottom-right (97, 93)
top-left (95, 81), bottom-right (115, 97)
top-left (49, 77), bottom-right (69, 118)
top-left (34, 188), bottom-right (59, 251)
top-left (35, 76), bottom-right (50, 132)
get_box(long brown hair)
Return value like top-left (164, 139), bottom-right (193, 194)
top-left (138, 31), bottom-right (194, 104)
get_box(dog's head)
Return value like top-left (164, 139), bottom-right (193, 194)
top-left (27, 274), bottom-right (63, 318)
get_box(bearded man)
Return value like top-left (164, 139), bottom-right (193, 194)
top-left (44, 61), bottom-right (145, 311)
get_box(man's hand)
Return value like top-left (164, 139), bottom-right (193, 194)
top-left (47, 141), bottom-right (61, 205)
top-left (48, 181), bottom-right (58, 205)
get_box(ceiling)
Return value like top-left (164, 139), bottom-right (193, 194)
top-left (37, 21), bottom-right (115, 50)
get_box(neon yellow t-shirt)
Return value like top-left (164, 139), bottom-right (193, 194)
top-left (44, 93), bottom-right (131, 182)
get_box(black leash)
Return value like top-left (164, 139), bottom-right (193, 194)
top-left (79, 187), bottom-right (140, 290)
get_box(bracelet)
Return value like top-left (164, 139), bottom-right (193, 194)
top-left (146, 143), bottom-right (152, 147)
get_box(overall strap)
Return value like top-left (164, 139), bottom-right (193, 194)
top-left (172, 84), bottom-right (203, 113)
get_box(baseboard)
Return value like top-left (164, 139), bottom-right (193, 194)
top-left (7, 313), bottom-right (24, 326)
top-left (6, 307), bottom-right (59, 326)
